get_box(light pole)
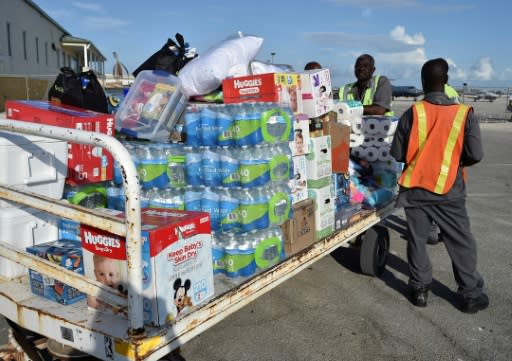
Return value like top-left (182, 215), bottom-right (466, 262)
top-left (270, 52), bottom-right (276, 64)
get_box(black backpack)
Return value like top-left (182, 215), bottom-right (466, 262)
top-left (48, 67), bottom-right (108, 113)
top-left (132, 33), bottom-right (196, 77)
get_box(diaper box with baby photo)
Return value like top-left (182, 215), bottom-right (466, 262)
top-left (300, 68), bottom-right (333, 118)
top-left (80, 208), bottom-right (214, 326)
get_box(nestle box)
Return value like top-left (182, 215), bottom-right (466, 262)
top-left (223, 73), bottom-right (302, 114)
top-left (26, 240), bottom-right (85, 305)
top-left (308, 183), bottom-right (335, 241)
top-left (81, 208), bottom-right (214, 326)
top-left (281, 199), bottom-right (316, 255)
top-left (5, 100), bottom-right (114, 185)
top-left (306, 135), bottom-right (332, 189)
top-left (289, 113), bottom-right (311, 156)
top-left (300, 69), bottom-right (334, 118)
top-left (325, 121), bottom-right (350, 173)
top-left (289, 155), bottom-right (308, 204)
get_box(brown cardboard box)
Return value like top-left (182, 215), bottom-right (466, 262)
top-left (281, 199), bottom-right (316, 255)
top-left (325, 121), bottom-right (350, 173)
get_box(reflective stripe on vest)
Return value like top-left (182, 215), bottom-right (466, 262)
top-left (399, 102), bottom-right (469, 194)
top-left (339, 75), bottom-right (394, 116)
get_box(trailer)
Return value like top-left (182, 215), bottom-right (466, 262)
top-left (0, 117), bottom-right (395, 361)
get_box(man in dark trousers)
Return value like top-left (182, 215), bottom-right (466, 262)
top-left (390, 58), bottom-right (489, 313)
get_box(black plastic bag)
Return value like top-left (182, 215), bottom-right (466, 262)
top-left (132, 33), bottom-right (196, 77)
top-left (48, 67), bottom-right (108, 113)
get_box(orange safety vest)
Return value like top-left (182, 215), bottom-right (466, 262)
top-left (398, 101), bottom-right (471, 194)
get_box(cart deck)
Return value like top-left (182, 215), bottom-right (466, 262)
top-left (0, 117), bottom-right (396, 361)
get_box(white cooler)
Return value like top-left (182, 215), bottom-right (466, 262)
top-left (0, 130), bottom-right (68, 208)
top-left (0, 206), bottom-right (59, 278)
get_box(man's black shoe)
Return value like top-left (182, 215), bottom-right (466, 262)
top-left (461, 293), bottom-right (489, 314)
top-left (410, 288), bottom-right (429, 307)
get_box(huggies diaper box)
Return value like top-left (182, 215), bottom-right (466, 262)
top-left (5, 100), bottom-right (114, 185)
top-left (80, 208), bottom-right (214, 326)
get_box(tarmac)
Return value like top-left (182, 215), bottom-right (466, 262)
top-left (1, 96), bottom-right (511, 361)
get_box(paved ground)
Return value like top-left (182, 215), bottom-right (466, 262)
top-left (1, 98), bottom-right (511, 361)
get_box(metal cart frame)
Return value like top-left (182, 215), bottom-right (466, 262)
top-left (0, 117), bottom-right (395, 361)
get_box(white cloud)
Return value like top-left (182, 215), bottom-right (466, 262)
top-left (72, 2), bottom-right (103, 12)
top-left (470, 57), bottom-right (494, 80)
top-left (390, 26), bottom-right (425, 46)
top-left (444, 58), bottom-right (467, 80)
top-left (83, 16), bottom-right (130, 29)
top-left (378, 47), bottom-right (426, 65)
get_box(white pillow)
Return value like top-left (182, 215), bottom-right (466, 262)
top-left (178, 34), bottom-right (263, 96)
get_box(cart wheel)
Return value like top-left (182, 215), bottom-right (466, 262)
top-left (360, 226), bottom-right (390, 276)
top-left (5, 319), bottom-right (53, 361)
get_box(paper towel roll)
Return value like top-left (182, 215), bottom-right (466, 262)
top-left (351, 116), bottom-right (364, 134)
top-left (376, 117), bottom-right (398, 135)
top-left (334, 101), bottom-right (364, 125)
top-left (364, 146), bottom-right (379, 162)
top-left (372, 135), bottom-right (394, 147)
top-left (377, 145), bottom-right (392, 161)
top-left (363, 117), bottom-right (380, 135)
top-left (351, 146), bottom-right (365, 158)
top-left (350, 133), bottom-right (365, 147)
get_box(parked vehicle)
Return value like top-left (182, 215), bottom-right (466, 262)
top-left (392, 85), bottom-right (423, 100)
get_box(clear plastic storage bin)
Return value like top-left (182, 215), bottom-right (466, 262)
top-left (115, 70), bottom-right (187, 141)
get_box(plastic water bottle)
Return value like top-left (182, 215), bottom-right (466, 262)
top-left (216, 104), bottom-right (235, 146)
top-left (253, 227), bottom-right (283, 270)
top-left (218, 146), bottom-right (240, 188)
top-left (234, 103), bottom-right (262, 146)
top-left (239, 145), bottom-right (270, 188)
top-left (245, 102), bottom-right (263, 145)
top-left (184, 105), bottom-right (201, 147)
top-left (201, 147), bottom-right (221, 187)
top-left (184, 185), bottom-right (203, 211)
top-left (211, 232), bottom-right (226, 275)
top-left (184, 146), bottom-right (203, 186)
top-left (224, 232), bottom-right (256, 278)
top-left (201, 186), bottom-right (220, 231)
top-left (165, 143), bottom-right (186, 188)
top-left (137, 144), bottom-right (169, 189)
top-left (260, 103), bottom-right (293, 144)
top-left (140, 186), bottom-right (150, 208)
top-left (267, 142), bottom-right (292, 183)
top-left (267, 181), bottom-right (292, 226)
top-left (106, 182), bottom-right (120, 210)
top-left (219, 187), bottom-right (240, 233)
top-left (200, 106), bottom-right (218, 147)
top-left (239, 186), bottom-right (269, 232)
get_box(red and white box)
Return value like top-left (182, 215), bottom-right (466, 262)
top-left (300, 69), bottom-right (334, 118)
top-left (80, 208), bottom-right (214, 326)
top-left (5, 100), bottom-right (114, 185)
top-left (222, 73), bottom-right (302, 113)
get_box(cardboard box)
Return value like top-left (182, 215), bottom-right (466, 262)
top-left (5, 100), bottom-right (114, 185)
top-left (222, 73), bottom-right (302, 114)
top-left (289, 113), bottom-right (311, 156)
top-left (27, 240), bottom-right (85, 305)
top-left (306, 135), bottom-right (332, 189)
top-left (300, 69), bottom-right (334, 118)
top-left (308, 184), bottom-right (335, 241)
top-left (289, 155), bottom-right (308, 204)
top-left (80, 208), bottom-right (214, 326)
top-left (325, 121), bottom-right (350, 173)
top-left (281, 199), bottom-right (316, 255)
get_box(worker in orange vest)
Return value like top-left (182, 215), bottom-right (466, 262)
top-left (390, 58), bottom-right (488, 313)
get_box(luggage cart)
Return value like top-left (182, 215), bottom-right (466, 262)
top-left (0, 117), bottom-right (395, 361)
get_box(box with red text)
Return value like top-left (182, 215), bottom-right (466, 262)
top-left (5, 100), bottom-right (114, 185)
top-left (80, 208), bottom-right (214, 326)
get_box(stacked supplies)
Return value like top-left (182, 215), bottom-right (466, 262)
top-left (349, 116), bottom-right (398, 162)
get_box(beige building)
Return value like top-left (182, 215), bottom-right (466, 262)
top-left (0, 0), bottom-right (106, 110)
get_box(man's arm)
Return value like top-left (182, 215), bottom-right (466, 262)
top-left (460, 109), bottom-right (483, 166)
top-left (390, 108), bottom-right (413, 163)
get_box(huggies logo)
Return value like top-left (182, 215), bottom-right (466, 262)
top-left (234, 78), bottom-right (262, 89)
top-left (83, 231), bottom-right (121, 248)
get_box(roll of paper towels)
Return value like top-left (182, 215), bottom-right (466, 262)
top-left (351, 146), bottom-right (365, 158)
top-left (350, 133), bottom-right (365, 147)
top-left (377, 145), bottom-right (392, 161)
top-left (334, 100), bottom-right (364, 125)
top-left (351, 117), bottom-right (364, 134)
top-left (363, 117), bottom-right (380, 135)
top-left (364, 146), bottom-right (379, 162)
top-left (376, 117), bottom-right (398, 135)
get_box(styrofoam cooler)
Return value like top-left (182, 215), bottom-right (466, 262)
top-left (0, 130), bottom-right (68, 208)
top-left (0, 206), bottom-right (59, 278)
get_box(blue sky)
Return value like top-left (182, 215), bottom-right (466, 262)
top-left (33, 0), bottom-right (511, 88)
